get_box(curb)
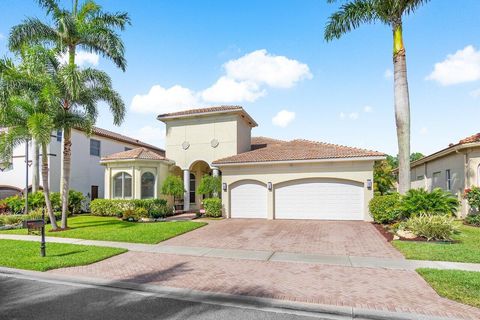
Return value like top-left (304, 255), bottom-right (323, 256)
top-left (0, 267), bottom-right (459, 320)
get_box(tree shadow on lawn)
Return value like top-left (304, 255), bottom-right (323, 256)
top-left (0, 262), bottom-right (279, 320)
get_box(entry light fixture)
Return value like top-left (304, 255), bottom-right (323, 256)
top-left (222, 183), bottom-right (227, 192)
top-left (366, 179), bottom-right (372, 190)
top-left (267, 182), bottom-right (272, 191)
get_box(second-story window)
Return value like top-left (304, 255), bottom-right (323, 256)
top-left (446, 169), bottom-right (452, 191)
top-left (56, 130), bottom-right (62, 142)
top-left (90, 139), bottom-right (101, 156)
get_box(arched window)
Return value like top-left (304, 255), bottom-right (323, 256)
top-left (141, 172), bottom-right (155, 199)
top-left (190, 173), bottom-right (196, 204)
top-left (113, 172), bottom-right (132, 199)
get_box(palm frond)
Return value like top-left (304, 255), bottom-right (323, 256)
top-left (9, 18), bottom-right (58, 51)
top-left (79, 27), bottom-right (126, 71)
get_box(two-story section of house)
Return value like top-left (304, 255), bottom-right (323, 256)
top-left (0, 126), bottom-right (164, 203)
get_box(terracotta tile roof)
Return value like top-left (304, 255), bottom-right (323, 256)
top-left (459, 133), bottom-right (480, 144)
top-left (77, 126), bottom-right (165, 155)
top-left (101, 147), bottom-right (168, 161)
top-left (213, 139), bottom-right (385, 164)
top-left (251, 136), bottom-right (285, 150)
top-left (157, 106), bottom-right (243, 118)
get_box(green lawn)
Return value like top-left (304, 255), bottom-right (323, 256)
top-left (417, 268), bottom-right (480, 308)
top-left (392, 224), bottom-right (480, 263)
top-left (0, 215), bottom-right (207, 244)
top-left (0, 239), bottom-right (126, 271)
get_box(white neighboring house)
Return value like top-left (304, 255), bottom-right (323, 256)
top-left (0, 127), bottom-right (164, 204)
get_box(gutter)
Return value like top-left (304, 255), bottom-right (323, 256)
top-left (214, 156), bottom-right (386, 167)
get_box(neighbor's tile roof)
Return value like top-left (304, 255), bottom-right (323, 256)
top-left (74, 126), bottom-right (165, 155)
top-left (101, 147), bottom-right (168, 161)
top-left (459, 133), bottom-right (480, 144)
top-left (213, 139), bottom-right (384, 164)
top-left (157, 106), bottom-right (243, 118)
top-left (251, 136), bottom-right (285, 150)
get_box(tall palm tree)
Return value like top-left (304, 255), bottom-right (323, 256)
top-left (324, 0), bottom-right (430, 194)
top-left (9, 0), bottom-right (129, 225)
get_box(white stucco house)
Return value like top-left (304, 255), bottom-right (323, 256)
top-left (101, 106), bottom-right (385, 221)
top-left (409, 133), bottom-right (480, 217)
top-left (0, 127), bottom-right (164, 202)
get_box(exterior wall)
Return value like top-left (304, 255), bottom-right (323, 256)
top-left (164, 114), bottom-right (252, 170)
top-left (103, 160), bottom-right (171, 201)
top-left (219, 160), bottom-right (375, 221)
top-left (0, 141), bottom-right (33, 193)
top-left (236, 117), bottom-right (252, 155)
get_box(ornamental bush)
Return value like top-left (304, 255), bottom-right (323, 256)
top-left (3, 195), bottom-right (25, 214)
top-left (368, 193), bottom-right (402, 224)
top-left (403, 214), bottom-right (457, 241)
top-left (90, 198), bottom-right (171, 218)
top-left (465, 214), bottom-right (480, 227)
top-left (203, 198), bottom-right (222, 218)
top-left (400, 188), bottom-right (459, 218)
top-left (465, 186), bottom-right (480, 213)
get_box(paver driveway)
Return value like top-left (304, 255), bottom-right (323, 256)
top-left (162, 219), bottom-right (403, 259)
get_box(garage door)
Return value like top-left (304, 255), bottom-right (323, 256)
top-left (275, 179), bottom-right (364, 220)
top-left (230, 181), bottom-right (267, 218)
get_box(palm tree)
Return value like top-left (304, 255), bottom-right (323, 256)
top-left (9, 0), bottom-right (129, 227)
top-left (324, 0), bottom-right (430, 194)
top-left (0, 48), bottom-right (60, 229)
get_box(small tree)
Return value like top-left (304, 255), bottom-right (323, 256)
top-left (373, 160), bottom-right (396, 195)
top-left (161, 175), bottom-right (185, 201)
top-left (197, 175), bottom-right (221, 198)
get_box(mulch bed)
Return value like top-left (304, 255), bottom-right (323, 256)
top-left (372, 222), bottom-right (457, 243)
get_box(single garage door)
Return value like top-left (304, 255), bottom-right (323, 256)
top-left (230, 181), bottom-right (267, 218)
top-left (275, 179), bottom-right (364, 220)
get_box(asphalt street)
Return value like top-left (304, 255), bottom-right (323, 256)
top-left (0, 276), bottom-right (336, 320)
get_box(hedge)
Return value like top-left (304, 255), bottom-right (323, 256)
top-left (203, 198), bottom-right (222, 217)
top-left (90, 198), bottom-right (172, 218)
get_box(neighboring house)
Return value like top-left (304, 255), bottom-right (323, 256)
top-left (409, 133), bottom-right (480, 217)
top-left (102, 106), bottom-right (385, 221)
top-left (0, 127), bottom-right (164, 204)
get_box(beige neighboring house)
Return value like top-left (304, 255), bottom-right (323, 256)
top-left (409, 133), bottom-right (480, 217)
top-left (101, 106), bottom-right (385, 221)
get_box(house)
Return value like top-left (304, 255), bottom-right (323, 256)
top-left (102, 106), bottom-right (385, 220)
top-left (0, 127), bottom-right (164, 202)
top-left (409, 133), bottom-right (480, 216)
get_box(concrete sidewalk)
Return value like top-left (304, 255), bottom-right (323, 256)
top-left (2, 233), bottom-right (480, 272)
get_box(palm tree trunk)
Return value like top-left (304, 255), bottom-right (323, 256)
top-left (392, 23), bottom-right (411, 194)
top-left (60, 127), bottom-right (72, 229)
top-left (42, 143), bottom-right (58, 230)
top-left (31, 138), bottom-right (40, 193)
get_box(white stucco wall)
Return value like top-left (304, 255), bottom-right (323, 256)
top-left (219, 159), bottom-right (375, 221)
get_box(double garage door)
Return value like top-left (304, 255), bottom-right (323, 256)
top-left (230, 179), bottom-right (364, 220)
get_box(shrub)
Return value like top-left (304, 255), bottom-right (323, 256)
top-left (68, 190), bottom-right (85, 214)
top-left (403, 215), bottom-right (457, 241)
top-left (135, 207), bottom-right (149, 219)
top-left (29, 191), bottom-right (46, 209)
top-left (203, 198), bottom-right (222, 218)
top-left (90, 198), bottom-right (171, 219)
top-left (0, 201), bottom-right (8, 215)
top-left (465, 214), bottom-right (480, 227)
top-left (0, 214), bottom-right (24, 226)
top-left (122, 209), bottom-right (138, 222)
top-left (465, 186), bottom-right (480, 213)
top-left (3, 195), bottom-right (25, 214)
top-left (369, 193), bottom-right (402, 224)
top-left (400, 188), bottom-right (459, 218)
top-left (161, 175), bottom-right (184, 198)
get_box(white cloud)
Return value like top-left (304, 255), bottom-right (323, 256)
top-left (426, 45), bottom-right (480, 86)
top-left (470, 88), bottom-right (480, 98)
top-left (384, 69), bottom-right (393, 79)
top-left (339, 112), bottom-right (346, 119)
top-left (348, 112), bottom-right (359, 120)
top-left (131, 84), bottom-right (198, 114)
top-left (124, 126), bottom-right (165, 147)
top-left (363, 105), bottom-right (373, 113)
top-left (224, 49), bottom-right (312, 88)
top-left (272, 110), bottom-right (295, 127)
top-left (420, 127), bottom-right (428, 135)
top-left (58, 50), bottom-right (99, 66)
top-left (201, 76), bottom-right (265, 103)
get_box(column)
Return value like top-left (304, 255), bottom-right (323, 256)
top-left (212, 168), bottom-right (219, 177)
top-left (183, 169), bottom-right (190, 211)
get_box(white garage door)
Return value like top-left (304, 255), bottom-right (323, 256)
top-left (275, 179), bottom-right (364, 220)
top-left (230, 181), bottom-right (267, 218)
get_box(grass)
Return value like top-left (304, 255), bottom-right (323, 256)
top-left (392, 224), bottom-right (480, 263)
top-left (0, 215), bottom-right (207, 244)
top-left (0, 239), bottom-right (126, 271)
top-left (417, 268), bottom-right (480, 308)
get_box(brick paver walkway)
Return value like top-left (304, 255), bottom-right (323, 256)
top-left (163, 219), bottom-right (403, 259)
top-left (50, 251), bottom-right (480, 319)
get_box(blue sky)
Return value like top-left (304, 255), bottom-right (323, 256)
top-left (0, 0), bottom-right (479, 156)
